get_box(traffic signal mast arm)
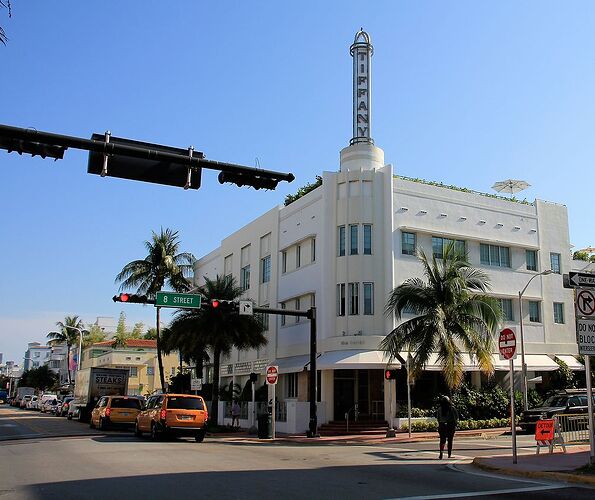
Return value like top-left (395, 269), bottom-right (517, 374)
top-left (0, 124), bottom-right (295, 187)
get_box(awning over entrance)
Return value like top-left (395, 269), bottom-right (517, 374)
top-left (269, 355), bottom-right (311, 374)
top-left (555, 355), bottom-right (585, 371)
top-left (398, 352), bottom-right (481, 371)
top-left (492, 354), bottom-right (559, 371)
top-left (317, 350), bottom-right (399, 370)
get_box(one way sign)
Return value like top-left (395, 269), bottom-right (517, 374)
top-left (569, 272), bottom-right (595, 288)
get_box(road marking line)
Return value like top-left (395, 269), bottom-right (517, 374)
top-left (384, 484), bottom-right (565, 500)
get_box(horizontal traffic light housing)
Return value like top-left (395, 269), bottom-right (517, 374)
top-left (0, 137), bottom-right (67, 160)
top-left (209, 299), bottom-right (238, 312)
top-left (218, 171), bottom-right (279, 190)
top-left (113, 293), bottom-right (154, 304)
top-left (384, 369), bottom-right (399, 380)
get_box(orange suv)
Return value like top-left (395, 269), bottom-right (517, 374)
top-left (90, 396), bottom-right (143, 430)
top-left (134, 394), bottom-right (208, 442)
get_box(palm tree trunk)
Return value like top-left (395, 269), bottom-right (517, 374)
top-left (156, 307), bottom-right (166, 393)
top-left (211, 347), bottom-right (221, 425)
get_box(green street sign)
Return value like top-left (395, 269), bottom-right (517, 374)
top-left (155, 291), bottom-right (202, 309)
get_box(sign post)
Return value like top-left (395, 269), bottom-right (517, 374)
top-left (266, 365), bottom-right (278, 439)
top-left (499, 328), bottom-right (517, 464)
top-left (572, 284), bottom-right (595, 465)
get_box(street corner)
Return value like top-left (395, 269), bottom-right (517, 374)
top-left (472, 451), bottom-right (595, 487)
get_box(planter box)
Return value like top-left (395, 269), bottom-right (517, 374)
top-left (394, 417), bottom-right (437, 429)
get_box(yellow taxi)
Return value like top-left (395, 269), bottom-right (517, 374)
top-left (134, 394), bottom-right (208, 442)
top-left (90, 395), bottom-right (143, 430)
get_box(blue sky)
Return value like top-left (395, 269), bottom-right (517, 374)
top-left (1, 1), bottom-right (594, 363)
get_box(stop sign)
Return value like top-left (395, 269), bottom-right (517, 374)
top-left (499, 328), bottom-right (517, 360)
top-left (266, 365), bottom-right (279, 385)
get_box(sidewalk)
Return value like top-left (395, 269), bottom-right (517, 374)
top-left (211, 426), bottom-right (508, 445)
top-left (473, 445), bottom-right (595, 486)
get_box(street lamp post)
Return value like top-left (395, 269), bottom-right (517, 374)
top-left (518, 269), bottom-right (553, 411)
top-left (65, 326), bottom-right (88, 376)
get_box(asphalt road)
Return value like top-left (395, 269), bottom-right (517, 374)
top-left (1, 406), bottom-right (594, 500)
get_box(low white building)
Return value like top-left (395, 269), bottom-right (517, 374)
top-left (193, 30), bottom-right (582, 433)
top-left (23, 342), bottom-right (51, 371)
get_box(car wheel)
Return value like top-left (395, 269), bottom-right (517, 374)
top-left (89, 418), bottom-right (95, 429)
top-left (194, 431), bottom-right (205, 443)
top-left (99, 418), bottom-right (108, 431)
top-left (134, 421), bottom-right (142, 438)
top-left (151, 423), bottom-right (160, 441)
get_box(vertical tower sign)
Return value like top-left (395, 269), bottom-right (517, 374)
top-left (350, 29), bottom-right (374, 145)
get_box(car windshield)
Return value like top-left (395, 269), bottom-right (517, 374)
top-left (110, 398), bottom-right (142, 409)
top-left (543, 396), bottom-right (569, 407)
top-left (166, 397), bottom-right (204, 410)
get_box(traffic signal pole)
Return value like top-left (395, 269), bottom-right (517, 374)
top-left (0, 124), bottom-right (295, 188)
top-left (252, 305), bottom-right (319, 438)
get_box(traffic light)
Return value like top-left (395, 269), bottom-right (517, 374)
top-left (112, 293), bottom-right (152, 304)
top-left (209, 299), bottom-right (238, 312)
top-left (218, 171), bottom-right (279, 190)
top-left (249, 372), bottom-right (258, 383)
top-left (385, 369), bottom-right (399, 380)
top-left (0, 137), bottom-right (67, 160)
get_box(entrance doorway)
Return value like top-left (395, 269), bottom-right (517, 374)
top-left (333, 369), bottom-right (384, 421)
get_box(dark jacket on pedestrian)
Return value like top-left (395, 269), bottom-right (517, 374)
top-left (436, 402), bottom-right (459, 425)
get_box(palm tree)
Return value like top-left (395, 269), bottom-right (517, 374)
top-left (47, 315), bottom-right (85, 386)
top-left (115, 228), bottom-right (195, 392)
top-left (379, 243), bottom-right (502, 390)
top-left (168, 275), bottom-right (267, 424)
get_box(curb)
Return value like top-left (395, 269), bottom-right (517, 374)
top-left (472, 457), bottom-right (595, 486)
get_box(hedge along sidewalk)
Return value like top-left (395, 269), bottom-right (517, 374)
top-left (473, 446), bottom-right (595, 487)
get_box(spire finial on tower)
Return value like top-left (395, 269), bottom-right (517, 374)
top-left (350, 29), bottom-right (374, 146)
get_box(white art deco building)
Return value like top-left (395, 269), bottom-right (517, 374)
top-left (193, 31), bottom-right (579, 432)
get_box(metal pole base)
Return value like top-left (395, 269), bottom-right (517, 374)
top-left (386, 427), bottom-right (396, 438)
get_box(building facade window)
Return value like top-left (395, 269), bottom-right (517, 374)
top-left (433, 237), bottom-right (465, 259)
top-left (295, 298), bottom-right (301, 323)
top-left (147, 366), bottom-right (154, 376)
top-left (526, 250), bottom-right (537, 271)
top-left (311, 238), bottom-right (316, 262)
top-left (553, 302), bottom-right (565, 324)
top-left (528, 301), bottom-right (541, 323)
top-left (296, 244), bottom-right (301, 268)
top-left (349, 225), bottom-right (358, 255)
top-left (480, 243), bottom-right (511, 267)
top-left (363, 282), bottom-right (374, 315)
top-left (363, 224), bottom-right (372, 255)
top-left (282, 251), bottom-right (287, 273)
top-left (259, 305), bottom-right (270, 330)
top-left (338, 226), bottom-right (345, 256)
top-left (402, 232), bottom-right (416, 255)
top-left (261, 255), bottom-right (271, 283)
top-left (337, 284), bottom-right (346, 316)
top-left (240, 265), bottom-right (250, 291)
top-left (348, 282), bottom-right (359, 315)
top-left (287, 372), bottom-right (298, 398)
top-left (499, 298), bottom-right (514, 321)
top-left (281, 302), bottom-right (286, 326)
top-left (129, 367), bottom-right (138, 377)
top-left (550, 253), bottom-right (561, 274)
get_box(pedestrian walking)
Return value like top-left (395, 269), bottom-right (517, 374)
top-left (231, 400), bottom-right (241, 429)
top-left (436, 395), bottom-right (458, 459)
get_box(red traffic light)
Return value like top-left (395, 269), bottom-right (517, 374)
top-left (120, 293), bottom-right (129, 302)
top-left (385, 369), bottom-right (398, 380)
top-left (211, 300), bottom-right (220, 308)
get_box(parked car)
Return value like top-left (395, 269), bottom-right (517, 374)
top-left (90, 396), bottom-right (143, 430)
top-left (55, 396), bottom-right (74, 416)
top-left (26, 395), bottom-right (39, 410)
top-left (519, 389), bottom-right (595, 432)
top-left (21, 395), bottom-right (34, 409)
top-left (41, 398), bottom-right (59, 413)
top-left (38, 394), bottom-right (58, 413)
top-left (134, 393), bottom-right (208, 442)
